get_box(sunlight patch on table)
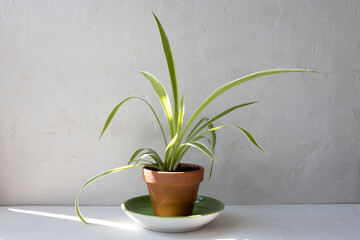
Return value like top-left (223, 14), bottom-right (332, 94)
top-left (8, 208), bottom-right (138, 230)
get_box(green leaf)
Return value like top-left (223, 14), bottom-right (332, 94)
top-left (166, 133), bottom-right (178, 152)
top-left (128, 148), bottom-right (147, 163)
top-left (183, 141), bottom-right (218, 163)
top-left (194, 125), bottom-right (266, 153)
top-left (146, 152), bottom-right (163, 168)
top-left (75, 165), bottom-right (140, 224)
top-left (187, 101), bottom-right (259, 140)
top-left (139, 71), bottom-right (175, 138)
top-left (152, 13), bottom-right (179, 132)
top-left (128, 148), bottom-right (164, 169)
top-left (207, 122), bottom-right (216, 181)
top-left (173, 144), bottom-right (189, 166)
top-left (208, 122), bottom-right (217, 154)
top-left (174, 135), bottom-right (213, 170)
top-left (134, 152), bottom-right (162, 171)
top-left (99, 96), bottom-right (167, 146)
top-left (180, 69), bottom-right (320, 143)
top-left (177, 94), bottom-right (185, 134)
top-left (196, 136), bottom-right (211, 146)
top-left (236, 126), bottom-right (266, 153)
top-left (141, 164), bottom-right (164, 170)
top-left (186, 117), bottom-right (209, 141)
top-left (165, 133), bottom-right (178, 168)
top-left (172, 141), bottom-right (217, 171)
top-left (170, 94), bottom-right (185, 170)
top-left (189, 122), bottom-right (217, 181)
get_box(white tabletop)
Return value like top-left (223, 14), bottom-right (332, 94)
top-left (1, 204), bottom-right (359, 239)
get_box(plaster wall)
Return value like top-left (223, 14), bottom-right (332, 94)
top-left (0, 0), bottom-right (359, 205)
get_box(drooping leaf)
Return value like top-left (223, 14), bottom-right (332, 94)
top-left (194, 125), bottom-right (266, 153)
top-left (99, 96), bottom-right (167, 146)
top-left (236, 126), bottom-right (266, 153)
top-left (75, 165), bottom-right (140, 224)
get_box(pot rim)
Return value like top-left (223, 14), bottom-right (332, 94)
top-left (143, 163), bottom-right (204, 174)
top-left (143, 163), bottom-right (204, 185)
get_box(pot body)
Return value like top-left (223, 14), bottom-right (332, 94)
top-left (142, 163), bottom-right (204, 217)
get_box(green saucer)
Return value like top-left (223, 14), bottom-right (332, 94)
top-left (123, 195), bottom-right (224, 217)
top-left (121, 195), bottom-right (224, 232)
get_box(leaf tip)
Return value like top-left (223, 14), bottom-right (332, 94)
top-left (152, 12), bottom-right (159, 22)
top-left (98, 132), bottom-right (104, 140)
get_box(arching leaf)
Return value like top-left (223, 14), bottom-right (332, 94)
top-left (99, 96), bottom-right (167, 146)
top-left (180, 69), bottom-right (320, 143)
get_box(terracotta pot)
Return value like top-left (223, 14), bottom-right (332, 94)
top-left (142, 163), bottom-right (204, 217)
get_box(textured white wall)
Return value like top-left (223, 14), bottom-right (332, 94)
top-left (0, 0), bottom-right (359, 205)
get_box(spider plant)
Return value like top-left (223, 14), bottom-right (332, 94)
top-left (75, 13), bottom-right (319, 223)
